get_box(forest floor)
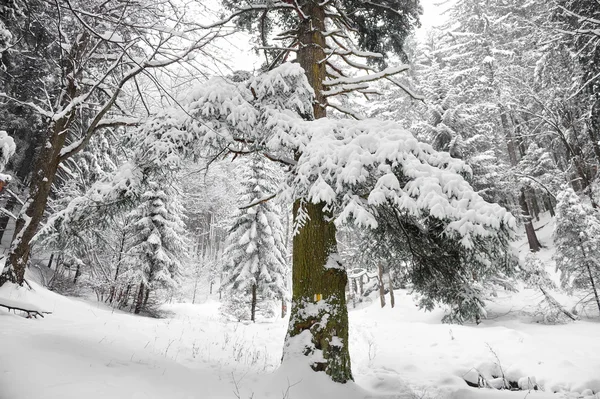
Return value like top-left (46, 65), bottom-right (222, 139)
top-left (1, 216), bottom-right (599, 399)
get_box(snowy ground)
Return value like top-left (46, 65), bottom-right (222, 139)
top-left (1, 281), bottom-right (599, 399)
top-left (1, 215), bottom-right (599, 399)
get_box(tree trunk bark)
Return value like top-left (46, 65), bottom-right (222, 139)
top-left (73, 264), bottom-right (81, 284)
top-left (0, 32), bottom-right (87, 288)
top-left (287, 201), bottom-right (351, 382)
top-left (134, 282), bottom-right (145, 314)
top-left (251, 283), bottom-right (257, 323)
top-left (143, 287), bottom-right (150, 309)
top-left (499, 105), bottom-right (519, 167)
top-left (359, 275), bottom-right (364, 296)
top-left (388, 271), bottom-right (395, 309)
top-left (282, 1), bottom-right (352, 383)
top-left (586, 263), bottom-right (600, 315)
top-left (520, 189), bottom-right (541, 252)
top-left (378, 263), bottom-right (386, 308)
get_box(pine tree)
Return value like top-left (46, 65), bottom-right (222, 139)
top-left (221, 155), bottom-right (288, 322)
top-left (554, 188), bottom-right (600, 314)
top-left (125, 183), bottom-right (188, 314)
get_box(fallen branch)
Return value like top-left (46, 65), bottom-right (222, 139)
top-left (0, 300), bottom-right (52, 319)
top-left (539, 287), bottom-right (578, 321)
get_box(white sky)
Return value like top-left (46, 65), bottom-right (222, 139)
top-left (213, 1), bottom-right (453, 74)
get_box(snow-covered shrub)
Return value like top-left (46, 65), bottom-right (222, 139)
top-left (521, 253), bottom-right (555, 290)
top-left (221, 293), bottom-right (251, 322)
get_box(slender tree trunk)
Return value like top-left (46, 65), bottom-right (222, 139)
top-left (499, 105), bottom-right (518, 166)
top-left (388, 270), bottom-right (395, 309)
top-left (359, 275), bottom-right (364, 296)
top-left (520, 189), bottom-right (541, 252)
top-left (47, 253), bottom-right (54, 270)
top-left (589, 99), bottom-right (600, 164)
top-left (251, 283), bottom-right (257, 323)
top-left (121, 284), bottom-right (132, 307)
top-left (546, 195), bottom-right (555, 217)
top-left (527, 188), bottom-right (541, 221)
top-left (378, 263), bottom-right (386, 308)
top-left (586, 263), bottom-right (600, 315)
top-left (283, 1), bottom-right (352, 383)
top-left (73, 264), bottom-right (81, 284)
top-left (134, 282), bottom-right (145, 314)
top-left (143, 287), bottom-right (150, 308)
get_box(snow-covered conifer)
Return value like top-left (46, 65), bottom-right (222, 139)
top-left (124, 183), bottom-right (188, 314)
top-left (221, 154), bottom-right (288, 322)
top-left (554, 188), bottom-right (600, 314)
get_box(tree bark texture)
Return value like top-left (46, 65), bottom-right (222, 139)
top-left (0, 34), bottom-right (86, 287)
top-left (378, 264), bottom-right (386, 308)
top-left (134, 283), bottom-right (145, 314)
top-left (388, 271), bottom-right (395, 308)
top-left (282, 1), bottom-right (352, 383)
top-left (251, 283), bottom-right (257, 323)
top-left (586, 263), bottom-right (600, 315)
top-left (520, 189), bottom-right (541, 252)
top-left (287, 201), bottom-right (352, 383)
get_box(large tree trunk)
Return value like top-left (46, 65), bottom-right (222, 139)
top-left (287, 201), bottom-right (351, 382)
top-left (282, 1), bottom-right (352, 383)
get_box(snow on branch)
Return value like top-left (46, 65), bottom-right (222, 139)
top-left (287, 118), bottom-right (516, 247)
top-left (52, 62), bottom-right (513, 251)
top-left (324, 65), bottom-right (409, 87)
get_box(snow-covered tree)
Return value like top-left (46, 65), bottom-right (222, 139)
top-left (124, 183), bottom-right (188, 314)
top-left (554, 188), bottom-right (600, 315)
top-left (0, 0), bottom-right (223, 287)
top-left (221, 155), bottom-right (288, 322)
top-left (55, 60), bottom-right (515, 382)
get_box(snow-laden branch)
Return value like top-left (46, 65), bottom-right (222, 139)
top-left (59, 31), bottom-right (219, 161)
top-left (238, 192), bottom-right (279, 210)
top-left (323, 65), bottom-right (409, 86)
top-left (56, 63), bottom-right (514, 251)
top-left (0, 93), bottom-right (53, 118)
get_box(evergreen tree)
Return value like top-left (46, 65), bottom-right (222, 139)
top-left (554, 188), bottom-right (600, 314)
top-left (125, 183), bottom-right (188, 314)
top-left (221, 155), bottom-right (288, 322)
